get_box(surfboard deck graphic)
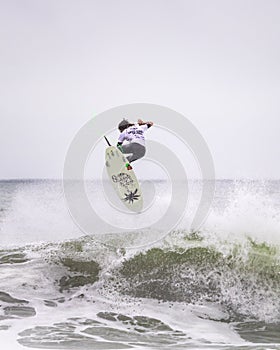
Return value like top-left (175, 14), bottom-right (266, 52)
top-left (105, 145), bottom-right (143, 212)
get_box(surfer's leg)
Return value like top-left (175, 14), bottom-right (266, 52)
top-left (121, 143), bottom-right (146, 163)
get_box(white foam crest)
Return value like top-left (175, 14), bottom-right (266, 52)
top-left (204, 180), bottom-right (280, 246)
top-left (0, 181), bottom-right (81, 247)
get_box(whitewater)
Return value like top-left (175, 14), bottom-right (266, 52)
top-left (0, 179), bottom-right (280, 349)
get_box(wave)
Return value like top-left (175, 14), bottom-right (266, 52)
top-left (1, 179), bottom-right (280, 348)
top-left (1, 230), bottom-right (280, 324)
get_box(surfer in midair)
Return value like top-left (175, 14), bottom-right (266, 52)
top-left (117, 118), bottom-right (153, 170)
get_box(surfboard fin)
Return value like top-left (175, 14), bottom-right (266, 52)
top-left (104, 136), bottom-right (111, 146)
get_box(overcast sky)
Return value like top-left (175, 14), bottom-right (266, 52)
top-left (1, 0), bottom-right (279, 179)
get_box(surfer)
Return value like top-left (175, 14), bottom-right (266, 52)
top-left (117, 118), bottom-right (153, 170)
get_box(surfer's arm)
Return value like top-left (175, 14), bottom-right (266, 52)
top-left (137, 119), bottom-right (153, 128)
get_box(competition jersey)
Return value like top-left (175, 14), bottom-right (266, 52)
top-left (118, 124), bottom-right (149, 146)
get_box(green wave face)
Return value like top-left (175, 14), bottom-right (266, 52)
top-left (59, 258), bottom-right (101, 292)
top-left (44, 235), bottom-right (280, 322)
top-left (1, 233), bottom-right (280, 323)
top-left (113, 240), bottom-right (280, 322)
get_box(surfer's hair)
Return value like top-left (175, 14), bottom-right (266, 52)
top-left (118, 119), bottom-right (134, 132)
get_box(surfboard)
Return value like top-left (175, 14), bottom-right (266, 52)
top-left (105, 139), bottom-right (143, 212)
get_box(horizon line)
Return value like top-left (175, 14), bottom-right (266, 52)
top-left (0, 177), bottom-right (279, 181)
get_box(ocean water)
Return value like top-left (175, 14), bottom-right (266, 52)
top-left (0, 179), bottom-right (280, 349)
